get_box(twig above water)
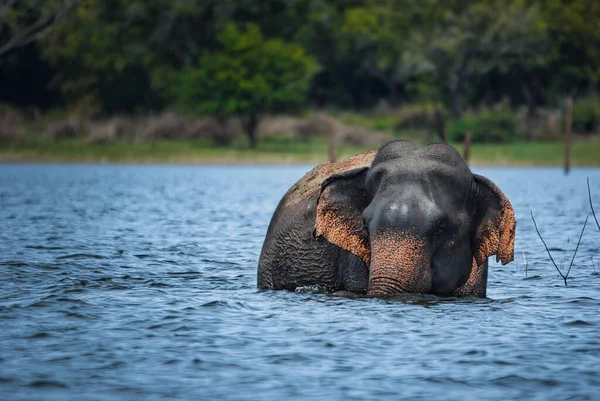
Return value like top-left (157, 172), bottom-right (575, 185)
top-left (565, 216), bottom-right (588, 281)
top-left (530, 211), bottom-right (560, 276)
top-left (588, 178), bottom-right (600, 231)
top-left (530, 210), bottom-right (588, 286)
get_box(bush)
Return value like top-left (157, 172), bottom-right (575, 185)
top-left (142, 112), bottom-right (187, 140)
top-left (394, 104), bottom-right (448, 141)
top-left (47, 120), bottom-right (84, 139)
top-left (183, 119), bottom-right (219, 140)
top-left (394, 104), bottom-right (447, 131)
top-left (259, 116), bottom-right (310, 138)
top-left (183, 118), bottom-right (237, 146)
top-left (0, 104), bottom-right (24, 141)
top-left (340, 127), bottom-right (391, 147)
top-left (448, 112), bottom-right (520, 143)
top-left (87, 117), bottom-right (136, 144)
top-left (394, 104), bottom-right (437, 131)
top-left (572, 97), bottom-right (600, 134)
top-left (259, 115), bottom-right (342, 141)
top-left (85, 114), bottom-right (239, 146)
top-left (0, 116), bottom-right (24, 141)
top-left (514, 107), bottom-right (562, 140)
top-left (306, 114), bottom-right (342, 137)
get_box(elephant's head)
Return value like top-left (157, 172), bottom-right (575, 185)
top-left (313, 141), bottom-right (515, 296)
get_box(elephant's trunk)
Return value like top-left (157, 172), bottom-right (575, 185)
top-left (367, 229), bottom-right (432, 295)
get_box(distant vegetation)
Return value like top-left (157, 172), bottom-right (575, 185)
top-left (1, 108), bottom-right (600, 165)
top-left (1, 0), bottom-right (600, 159)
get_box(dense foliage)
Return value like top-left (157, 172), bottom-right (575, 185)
top-left (1, 0), bottom-right (599, 143)
top-left (449, 112), bottom-right (519, 143)
top-left (173, 23), bottom-right (316, 147)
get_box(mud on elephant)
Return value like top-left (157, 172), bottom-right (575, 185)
top-left (257, 141), bottom-right (516, 297)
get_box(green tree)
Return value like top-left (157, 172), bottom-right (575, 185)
top-left (483, 0), bottom-right (550, 140)
top-left (40, 0), bottom-right (311, 114)
top-left (174, 23), bottom-right (317, 148)
top-left (543, 0), bottom-right (600, 95)
top-left (42, 0), bottom-right (224, 113)
top-left (337, 0), bottom-right (415, 105)
top-left (8, 0), bottom-right (599, 134)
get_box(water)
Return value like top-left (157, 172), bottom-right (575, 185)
top-left (1, 164), bottom-right (600, 401)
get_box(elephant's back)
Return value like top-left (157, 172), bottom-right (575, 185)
top-left (280, 149), bottom-right (377, 208)
top-left (257, 149), bottom-right (377, 290)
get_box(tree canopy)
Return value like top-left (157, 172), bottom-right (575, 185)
top-left (173, 23), bottom-right (317, 147)
top-left (1, 0), bottom-right (599, 140)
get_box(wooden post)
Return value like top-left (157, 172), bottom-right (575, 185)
top-left (463, 131), bottom-right (471, 163)
top-left (564, 96), bottom-right (573, 175)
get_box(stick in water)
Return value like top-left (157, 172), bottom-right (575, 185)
top-left (588, 178), bottom-right (600, 231)
top-left (530, 210), bottom-right (588, 286)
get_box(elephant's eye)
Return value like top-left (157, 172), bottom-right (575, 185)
top-left (433, 222), bottom-right (446, 236)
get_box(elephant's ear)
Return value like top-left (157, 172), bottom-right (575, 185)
top-left (472, 174), bottom-right (516, 266)
top-left (313, 167), bottom-right (371, 265)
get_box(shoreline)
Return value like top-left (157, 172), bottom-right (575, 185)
top-left (2, 138), bottom-right (600, 167)
top-left (1, 154), bottom-right (599, 167)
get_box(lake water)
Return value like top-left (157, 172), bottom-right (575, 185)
top-left (1, 164), bottom-right (600, 401)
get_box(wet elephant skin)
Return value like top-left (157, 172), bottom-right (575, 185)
top-left (257, 141), bottom-right (515, 297)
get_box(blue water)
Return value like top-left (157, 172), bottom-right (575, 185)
top-left (1, 164), bottom-right (600, 401)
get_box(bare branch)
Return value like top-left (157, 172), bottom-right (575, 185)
top-left (564, 216), bottom-right (588, 280)
top-left (0, 0), bottom-right (18, 18)
top-left (588, 178), bottom-right (600, 231)
top-left (530, 210), bottom-right (564, 280)
top-left (530, 210), bottom-right (587, 286)
top-left (0, 0), bottom-right (81, 58)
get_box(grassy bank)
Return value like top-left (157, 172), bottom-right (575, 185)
top-left (1, 134), bottom-right (599, 166)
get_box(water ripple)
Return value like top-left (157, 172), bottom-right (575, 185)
top-left (1, 165), bottom-right (599, 401)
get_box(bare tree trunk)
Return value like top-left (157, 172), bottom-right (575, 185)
top-left (242, 114), bottom-right (259, 149)
top-left (463, 131), bottom-right (471, 163)
top-left (564, 96), bottom-right (573, 175)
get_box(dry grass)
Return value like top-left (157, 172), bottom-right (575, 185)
top-left (0, 105), bottom-right (25, 141)
top-left (46, 119), bottom-right (84, 140)
top-left (2, 109), bottom-right (600, 165)
top-left (84, 114), bottom-right (240, 146)
top-left (0, 115), bottom-right (24, 141)
top-left (87, 117), bottom-right (136, 144)
top-left (141, 112), bottom-right (187, 140)
top-left (514, 107), bottom-right (563, 140)
top-left (259, 114), bottom-right (392, 147)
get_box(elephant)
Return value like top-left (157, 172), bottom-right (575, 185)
top-left (257, 141), bottom-right (516, 297)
